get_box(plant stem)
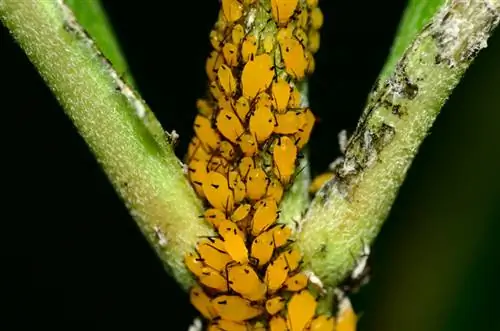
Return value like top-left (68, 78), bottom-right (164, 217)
top-left (0, 0), bottom-right (213, 290)
top-left (297, 0), bottom-right (500, 288)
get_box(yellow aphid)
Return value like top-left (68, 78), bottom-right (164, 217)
top-left (336, 297), bottom-right (358, 331)
top-left (186, 137), bottom-right (208, 162)
top-left (273, 136), bottom-right (298, 184)
top-left (219, 94), bottom-right (234, 111)
top-left (271, 0), bottom-right (299, 26)
top-left (184, 252), bottom-right (205, 277)
top-left (206, 236), bottom-right (227, 251)
top-left (188, 158), bottom-right (208, 197)
top-left (242, 54), bottom-right (275, 100)
top-left (279, 36), bottom-right (308, 80)
top-left (251, 198), bottom-right (279, 236)
top-left (249, 105), bottom-right (276, 143)
top-left (206, 50), bottom-right (224, 81)
top-left (216, 108), bottom-right (245, 144)
top-left (219, 140), bottom-right (236, 161)
top-left (274, 111), bottom-right (302, 134)
top-left (297, 8), bottom-right (309, 29)
top-left (231, 203), bottom-right (251, 222)
top-left (194, 115), bottom-right (221, 152)
top-left (234, 96), bottom-right (250, 120)
top-left (294, 28), bottom-right (308, 47)
top-left (214, 320), bottom-right (248, 331)
top-left (238, 156), bottom-right (255, 179)
top-left (203, 208), bottom-right (227, 228)
top-left (228, 170), bottom-right (246, 203)
top-left (212, 295), bottom-right (264, 322)
top-left (190, 285), bottom-right (218, 320)
top-left (222, 0), bottom-right (243, 23)
top-left (250, 229), bottom-right (275, 267)
top-left (217, 64), bottom-right (237, 96)
top-left (295, 107), bottom-right (315, 149)
top-left (284, 272), bottom-right (308, 291)
top-left (306, 0), bottom-right (318, 7)
top-left (255, 92), bottom-right (273, 109)
top-left (219, 220), bottom-right (248, 264)
top-left (199, 267), bottom-right (229, 292)
top-left (263, 34), bottom-right (275, 53)
top-left (202, 171), bottom-right (235, 212)
top-left (246, 167), bottom-right (269, 201)
top-left (196, 98), bottom-right (213, 117)
top-left (232, 24), bottom-right (245, 45)
top-left (272, 78), bottom-right (291, 113)
top-left (210, 81), bottom-right (225, 101)
top-left (196, 240), bottom-right (232, 272)
top-left (222, 42), bottom-right (239, 67)
top-left (283, 247), bottom-right (302, 271)
top-left (241, 35), bottom-right (258, 63)
top-left (265, 253), bottom-right (289, 293)
top-left (309, 172), bottom-right (334, 194)
top-left (286, 290), bottom-right (317, 331)
top-left (266, 178), bottom-right (284, 203)
top-left (269, 315), bottom-right (288, 331)
top-left (308, 29), bottom-right (320, 54)
top-left (227, 263), bottom-right (267, 301)
top-left (310, 7), bottom-right (324, 30)
top-left (310, 315), bottom-right (335, 331)
top-left (209, 29), bottom-right (223, 51)
top-left (237, 132), bottom-right (258, 156)
top-left (271, 224), bottom-right (292, 248)
top-left (288, 85), bottom-right (302, 108)
top-left (265, 296), bottom-right (286, 315)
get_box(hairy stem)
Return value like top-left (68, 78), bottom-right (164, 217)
top-left (297, 0), bottom-right (500, 288)
top-left (0, 0), bottom-right (213, 290)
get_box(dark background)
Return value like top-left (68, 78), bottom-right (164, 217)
top-left (2, 0), bottom-right (499, 329)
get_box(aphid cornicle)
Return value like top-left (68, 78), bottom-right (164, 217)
top-left (212, 295), bottom-right (264, 322)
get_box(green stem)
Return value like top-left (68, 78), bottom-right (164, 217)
top-left (0, 0), bottom-right (213, 290)
top-left (297, 0), bottom-right (500, 288)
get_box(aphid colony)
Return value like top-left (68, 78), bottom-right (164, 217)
top-left (183, 1), bottom-right (354, 330)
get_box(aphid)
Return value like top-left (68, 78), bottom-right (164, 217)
top-left (294, 28), bottom-right (308, 47)
top-left (296, 8), bottom-right (309, 29)
top-left (279, 36), bottom-right (308, 80)
top-left (271, 78), bottom-right (291, 113)
top-left (242, 54), bottom-right (275, 100)
top-left (283, 272), bottom-right (308, 291)
top-left (269, 315), bottom-right (288, 331)
top-left (265, 253), bottom-right (289, 293)
top-left (228, 171), bottom-right (246, 203)
top-left (206, 50), bottom-right (224, 81)
top-left (238, 156), bottom-right (255, 180)
top-left (234, 96), bottom-right (250, 121)
top-left (231, 24), bottom-right (245, 46)
top-left (194, 115), bottom-right (221, 152)
top-left (249, 105), bottom-right (276, 143)
top-left (286, 290), bottom-right (317, 331)
top-left (295, 108), bottom-right (315, 149)
top-left (222, 0), bottom-right (243, 23)
top-left (227, 263), bottom-right (267, 301)
top-left (266, 178), bottom-right (284, 203)
top-left (202, 171), bottom-right (235, 212)
top-left (212, 295), bottom-right (264, 322)
top-left (274, 111), bottom-right (302, 134)
top-left (213, 320), bottom-right (248, 331)
top-left (271, 224), bottom-right (292, 248)
top-left (230, 203), bottom-right (251, 222)
top-left (250, 229), bottom-right (275, 267)
top-left (196, 240), bottom-right (232, 272)
top-left (265, 296), bottom-right (286, 315)
top-left (271, 0), bottom-right (299, 26)
top-left (219, 220), bottom-right (248, 264)
top-left (184, 252), bottom-right (205, 277)
top-left (222, 42), bottom-right (239, 67)
top-left (236, 132), bottom-right (258, 156)
top-left (216, 108), bottom-right (245, 144)
top-left (283, 247), bottom-right (302, 271)
top-left (203, 208), bottom-right (227, 228)
top-left (309, 172), bottom-right (334, 194)
top-left (309, 315), bottom-right (335, 331)
top-left (199, 267), bottom-right (229, 292)
top-left (219, 140), bottom-right (236, 161)
top-left (210, 29), bottom-right (223, 51)
top-left (273, 136), bottom-right (298, 184)
top-left (251, 198), bottom-right (279, 236)
top-left (210, 80), bottom-right (225, 102)
top-left (246, 166), bottom-right (269, 201)
top-left (255, 92), bottom-right (273, 110)
top-left (196, 98), bottom-right (214, 117)
top-left (217, 64), bottom-right (237, 96)
top-left (241, 35), bottom-right (258, 63)
top-left (190, 285), bottom-right (218, 320)
top-left (310, 7), bottom-right (324, 30)
top-left (188, 158), bottom-right (208, 197)
top-left (288, 85), bottom-right (302, 108)
top-left (308, 29), bottom-right (320, 54)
